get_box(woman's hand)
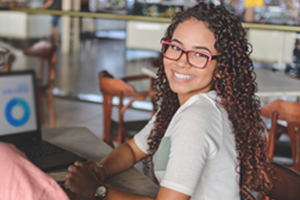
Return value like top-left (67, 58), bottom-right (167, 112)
top-left (65, 161), bottom-right (102, 199)
top-left (60, 185), bottom-right (80, 200)
top-left (86, 161), bottom-right (106, 182)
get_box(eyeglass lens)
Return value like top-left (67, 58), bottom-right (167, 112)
top-left (163, 43), bottom-right (209, 68)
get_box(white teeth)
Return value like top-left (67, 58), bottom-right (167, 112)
top-left (174, 71), bottom-right (194, 79)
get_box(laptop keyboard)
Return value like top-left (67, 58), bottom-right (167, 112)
top-left (18, 141), bottom-right (64, 159)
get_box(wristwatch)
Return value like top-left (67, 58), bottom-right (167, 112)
top-left (94, 184), bottom-right (110, 199)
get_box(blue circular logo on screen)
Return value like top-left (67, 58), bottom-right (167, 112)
top-left (5, 98), bottom-right (30, 127)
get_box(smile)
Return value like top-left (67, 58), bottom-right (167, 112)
top-left (173, 71), bottom-right (195, 80)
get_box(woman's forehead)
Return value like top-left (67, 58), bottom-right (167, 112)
top-left (172, 19), bottom-right (217, 53)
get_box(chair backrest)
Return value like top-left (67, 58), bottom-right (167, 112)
top-left (261, 100), bottom-right (300, 172)
top-left (240, 162), bottom-right (300, 200)
top-left (24, 41), bottom-right (57, 86)
top-left (261, 100), bottom-right (300, 122)
top-left (266, 162), bottom-right (300, 200)
top-left (0, 47), bottom-right (14, 72)
top-left (99, 70), bottom-right (136, 97)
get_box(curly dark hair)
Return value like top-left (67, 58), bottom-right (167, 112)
top-left (147, 1), bottom-right (271, 194)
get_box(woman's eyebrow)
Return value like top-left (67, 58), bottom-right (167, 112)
top-left (171, 39), bottom-right (213, 54)
top-left (171, 39), bottom-right (183, 45)
top-left (194, 46), bottom-right (212, 54)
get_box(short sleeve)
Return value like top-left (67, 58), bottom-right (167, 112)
top-left (160, 100), bottom-right (223, 196)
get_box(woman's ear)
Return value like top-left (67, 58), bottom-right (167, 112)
top-left (214, 69), bottom-right (222, 78)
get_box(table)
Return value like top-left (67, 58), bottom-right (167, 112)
top-left (42, 127), bottom-right (159, 198)
top-left (255, 68), bottom-right (300, 98)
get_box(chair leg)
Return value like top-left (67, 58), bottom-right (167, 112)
top-left (38, 93), bottom-right (44, 124)
top-left (47, 92), bottom-right (56, 128)
top-left (117, 127), bottom-right (123, 146)
top-left (102, 96), bottom-right (114, 146)
top-left (151, 161), bottom-right (158, 184)
top-left (104, 139), bottom-right (115, 149)
top-left (259, 194), bottom-right (270, 200)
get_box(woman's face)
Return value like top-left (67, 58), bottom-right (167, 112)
top-left (164, 17), bottom-right (218, 105)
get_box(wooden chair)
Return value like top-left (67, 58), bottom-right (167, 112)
top-left (0, 47), bottom-right (15, 72)
top-left (260, 100), bottom-right (300, 173)
top-left (99, 70), bottom-right (155, 148)
top-left (265, 162), bottom-right (300, 200)
top-left (24, 41), bottom-right (57, 128)
top-left (240, 162), bottom-right (300, 200)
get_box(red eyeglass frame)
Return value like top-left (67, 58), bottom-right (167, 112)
top-left (161, 40), bottom-right (218, 69)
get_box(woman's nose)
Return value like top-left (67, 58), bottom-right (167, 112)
top-left (177, 52), bottom-right (191, 68)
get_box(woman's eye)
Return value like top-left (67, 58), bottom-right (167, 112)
top-left (195, 52), bottom-right (207, 58)
top-left (171, 45), bottom-right (181, 51)
top-left (195, 52), bottom-right (206, 57)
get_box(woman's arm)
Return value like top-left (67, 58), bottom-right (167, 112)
top-left (65, 138), bottom-right (148, 195)
top-left (66, 163), bottom-right (190, 200)
top-left (65, 138), bottom-right (191, 200)
top-left (99, 186), bottom-right (190, 200)
top-left (97, 138), bottom-right (148, 181)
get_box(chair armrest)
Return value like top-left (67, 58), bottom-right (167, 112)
top-left (240, 188), bottom-right (256, 200)
top-left (276, 123), bottom-right (288, 139)
top-left (119, 91), bottom-right (155, 120)
top-left (24, 41), bottom-right (55, 58)
top-left (122, 75), bottom-right (151, 82)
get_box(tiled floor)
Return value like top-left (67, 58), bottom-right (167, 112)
top-left (54, 38), bottom-right (158, 97)
top-left (41, 97), bottom-right (152, 140)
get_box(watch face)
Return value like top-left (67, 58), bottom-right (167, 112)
top-left (95, 185), bottom-right (107, 197)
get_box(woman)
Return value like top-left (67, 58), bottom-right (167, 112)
top-left (65, 2), bottom-right (271, 200)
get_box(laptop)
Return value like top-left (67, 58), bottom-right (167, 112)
top-left (0, 70), bottom-right (86, 172)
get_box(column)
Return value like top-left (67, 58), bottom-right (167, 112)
top-left (61, 0), bottom-right (71, 54)
top-left (72, 0), bottom-right (81, 53)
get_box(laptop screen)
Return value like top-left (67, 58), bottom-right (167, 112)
top-left (0, 70), bottom-right (41, 144)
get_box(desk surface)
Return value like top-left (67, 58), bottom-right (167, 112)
top-left (42, 127), bottom-right (158, 198)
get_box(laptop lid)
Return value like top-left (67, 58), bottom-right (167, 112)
top-left (0, 70), bottom-right (42, 146)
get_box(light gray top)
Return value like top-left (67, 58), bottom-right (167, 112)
top-left (135, 91), bottom-right (240, 200)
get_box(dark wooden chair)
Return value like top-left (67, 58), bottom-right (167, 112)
top-left (0, 47), bottom-right (15, 72)
top-left (240, 162), bottom-right (300, 200)
top-left (99, 70), bottom-right (155, 148)
top-left (24, 41), bottom-right (57, 128)
top-left (260, 100), bottom-right (300, 173)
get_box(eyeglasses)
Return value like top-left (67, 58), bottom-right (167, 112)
top-left (161, 40), bottom-right (218, 69)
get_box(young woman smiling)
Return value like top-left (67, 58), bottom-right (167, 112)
top-left (65, 2), bottom-right (271, 200)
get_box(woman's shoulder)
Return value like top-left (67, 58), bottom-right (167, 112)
top-left (169, 91), bottom-right (224, 133)
top-left (180, 91), bottom-right (221, 116)
top-left (167, 91), bottom-right (225, 150)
